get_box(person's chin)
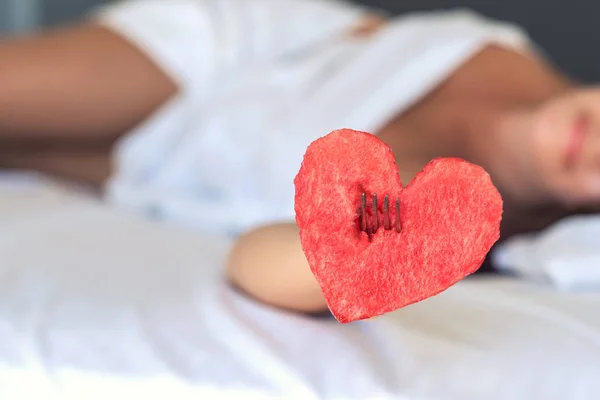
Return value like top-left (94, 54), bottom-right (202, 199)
top-left (564, 113), bottom-right (589, 168)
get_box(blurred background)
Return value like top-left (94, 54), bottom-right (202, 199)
top-left (0, 0), bottom-right (598, 82)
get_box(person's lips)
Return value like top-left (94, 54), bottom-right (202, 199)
top-left (565, 113), bottom-right (589, 168)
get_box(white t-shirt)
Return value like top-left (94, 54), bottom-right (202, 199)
top-left (92, 0), bottom-right (530, 236)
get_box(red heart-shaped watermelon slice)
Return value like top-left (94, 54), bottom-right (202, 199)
top-left (294, 129), bottom-right (503, 323)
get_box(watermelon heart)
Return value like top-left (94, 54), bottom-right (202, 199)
top-left (294, 129), bottom-right (503, 323)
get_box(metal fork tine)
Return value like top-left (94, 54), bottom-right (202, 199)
top-left (361, 192), bottom-right (367, 232)
top-left (395, 199), bottom-right (402, 233)
top-left (383, 195), bottom-right (390, 230)
top-left (372, 194), bottom-right (378, 232)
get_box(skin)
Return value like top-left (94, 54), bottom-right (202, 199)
top-left (0, 14), bottom-right (599, 314)
top-left (0, 24), bottom-right (177, 183)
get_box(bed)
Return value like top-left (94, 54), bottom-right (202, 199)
top-left (0, 174), bottom-right (598, 399)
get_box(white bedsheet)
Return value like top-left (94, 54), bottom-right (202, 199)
top-left (493, 215), bottom-right (600, 292)
top-left (0, 180), bottom-right (599, 399)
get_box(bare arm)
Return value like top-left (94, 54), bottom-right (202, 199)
top-left (0, 23), bottom-right (177, 142)
top-left (226, 222), bottom-right (328, 313)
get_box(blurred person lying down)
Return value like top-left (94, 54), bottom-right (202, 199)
top-left (0, 0), bottom-right (599, 314)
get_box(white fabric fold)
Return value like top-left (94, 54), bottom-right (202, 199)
top-left (493, 215), bottom-right (600, 291)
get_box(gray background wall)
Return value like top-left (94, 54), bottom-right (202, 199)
top-left (353, 0), bottom-right (599, 83)
top-left (41, 0), bottom-right (108, 26)
top-left (0, 0), bottom-right (106, 32)
top-left (1, 0), bottom-right (597, 82)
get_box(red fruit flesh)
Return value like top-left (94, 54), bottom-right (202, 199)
top-left (294, 129), bottom-right (503, 323)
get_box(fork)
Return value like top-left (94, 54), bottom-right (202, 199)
top-left (359, 192), bottom-right (402, 235)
